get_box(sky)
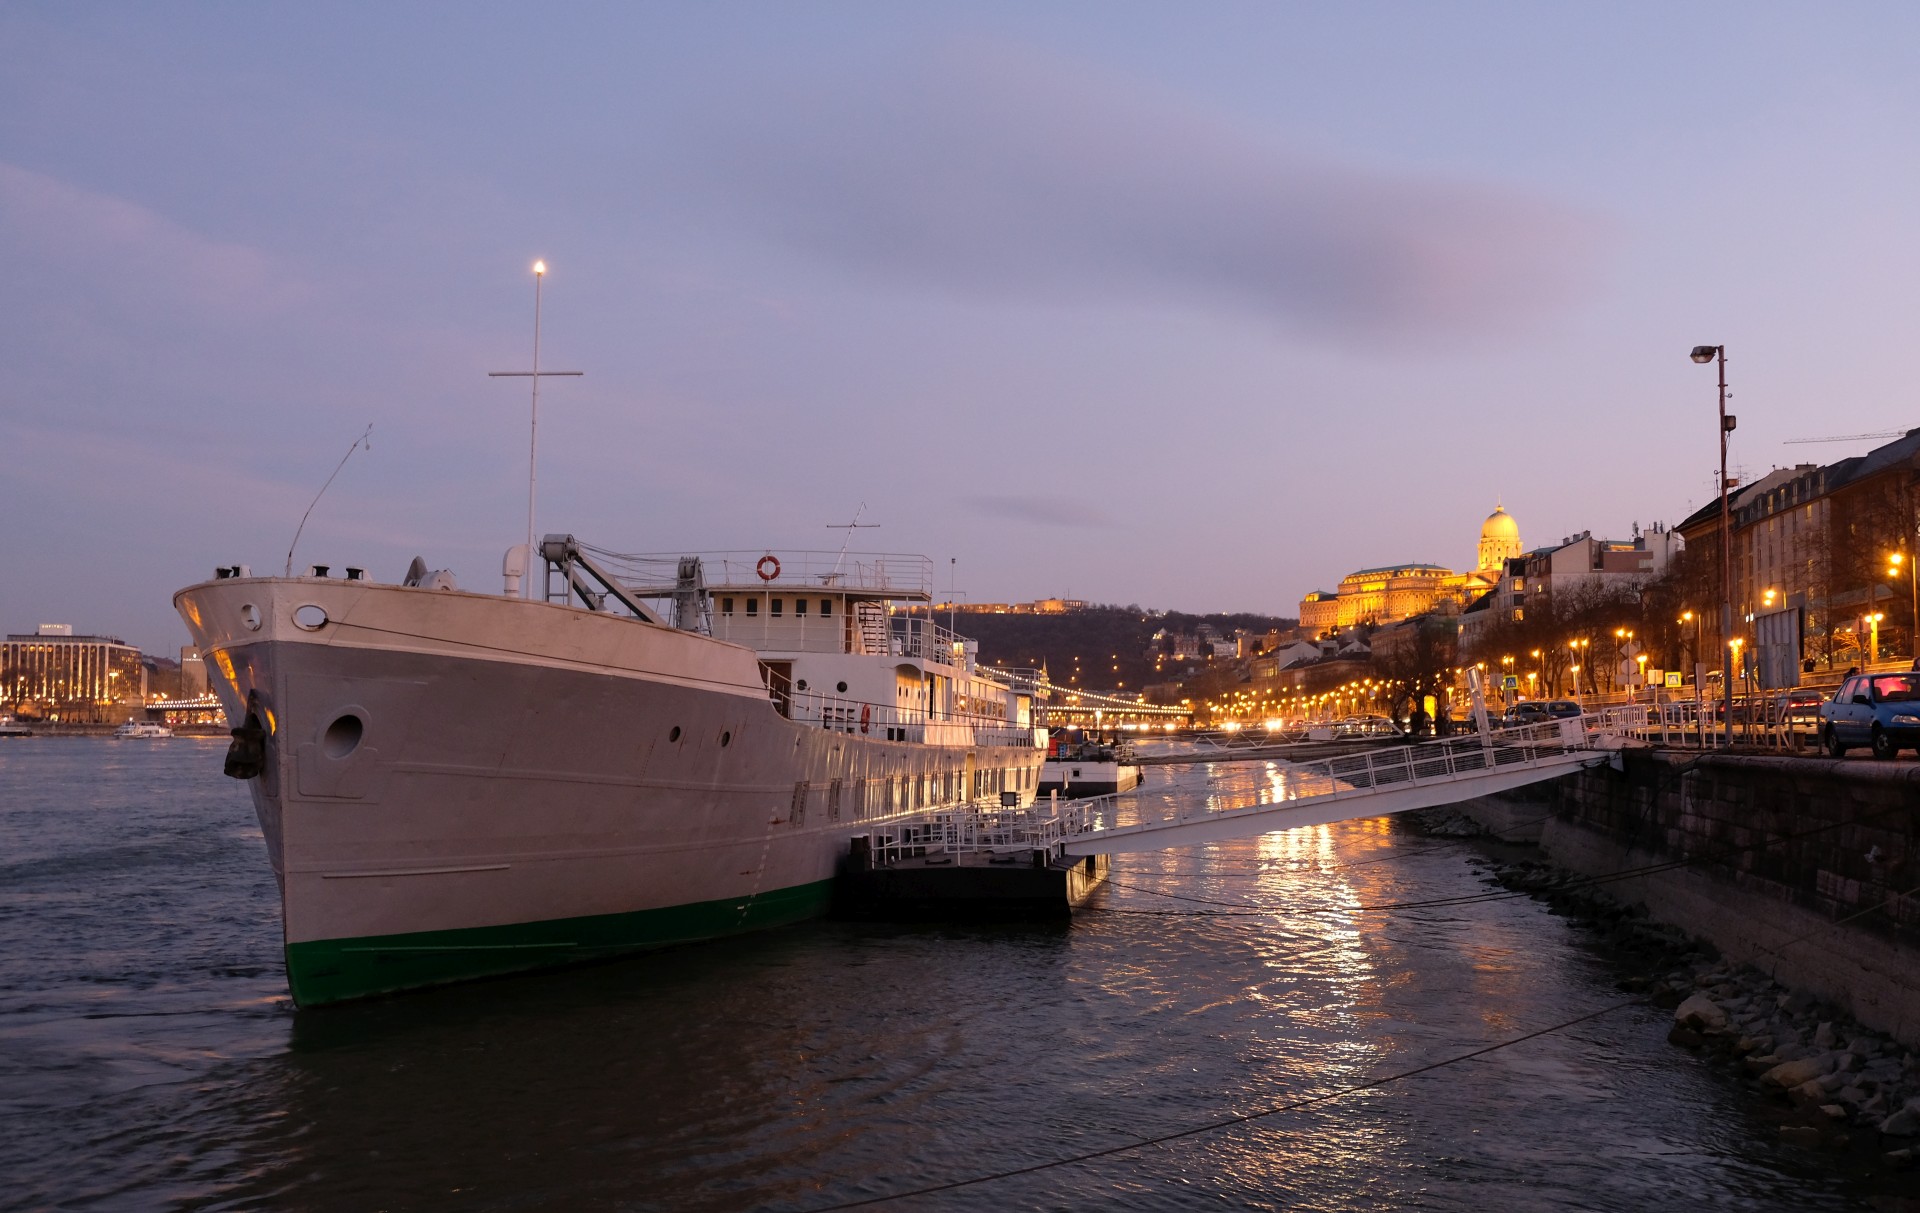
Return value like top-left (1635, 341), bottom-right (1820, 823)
top-left (4, 2), bottom-right (1918, 655)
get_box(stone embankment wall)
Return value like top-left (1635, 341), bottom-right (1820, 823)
top-left (1459, 752), bottom-right (1920, 1046)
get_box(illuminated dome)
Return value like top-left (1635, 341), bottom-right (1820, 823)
top-left (1477, 503), bottom-right (1522, 570)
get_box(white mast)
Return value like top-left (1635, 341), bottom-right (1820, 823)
top-left (490, 260), bottom-right (582, 596)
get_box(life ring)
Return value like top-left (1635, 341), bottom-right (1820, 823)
top-left (859, 702), bottom-right (871, 734)
top-left (756, 554), bottom-right (780, 581)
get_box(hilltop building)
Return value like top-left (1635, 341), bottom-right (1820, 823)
top-left (1299, 504), bottom-right (1521, 635)
top-left (1456, 523), bottom-right (1685, 658)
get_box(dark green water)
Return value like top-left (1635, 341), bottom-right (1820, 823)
top-left (0, 738), bottom-right (1870, 1210)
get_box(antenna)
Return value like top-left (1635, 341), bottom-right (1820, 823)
top-left (489, 260), bottom-right (583, 596)
top-left (285, 424), bottom-right (373, 576)
top-left (826, 502), bottom-right (878, 578)
top-left (1782, 430), bottom-right (1902, 444)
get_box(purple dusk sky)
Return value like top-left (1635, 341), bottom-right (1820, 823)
top-left (3, 3), bottom-right (1917, 655)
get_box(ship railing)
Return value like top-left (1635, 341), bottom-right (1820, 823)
top-left (784, 688), bottom-right (1040, 748)
top-left (888, 614), bottom-right (967, 662)
top-left (586, 547), bottom-right (934, 597)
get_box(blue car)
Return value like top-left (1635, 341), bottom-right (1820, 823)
top-left (1820, 672), bottom-right (1920, 759)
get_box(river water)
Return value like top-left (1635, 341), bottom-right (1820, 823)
top-left (0, 738), bottom-right (1875, 1211)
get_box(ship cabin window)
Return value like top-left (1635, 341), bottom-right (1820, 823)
top-left (746, 598), bottom-right (759, 617)
top-left (721, 597), bottom-right (735, 615)
top-left (795, 599), bottom-right (807, 617)
top-left (771, 598), bottom-right (783, 617)
top-left (820, 598), bottom-right (832, 617)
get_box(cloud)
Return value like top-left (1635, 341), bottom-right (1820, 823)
top-left (0, 160), bottom-right (307, 315)
top-left (964, 492), bottom-right (1117, 528)
top-left (680, 42), bottom-right (1603, 342)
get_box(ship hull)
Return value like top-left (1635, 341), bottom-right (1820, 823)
top-left (177, 577), bottom-right (1043, 1005)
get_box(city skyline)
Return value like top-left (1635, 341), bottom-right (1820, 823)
top-left (4, 4), bottom-right (1919, 654)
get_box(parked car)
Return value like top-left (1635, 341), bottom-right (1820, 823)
top-left (1540, 700), bottom-right (1584, 719)
top-left (1773, 690), bottom-right (1826, 734)
top-left (1500, 702), bottom-right (1553, 729)
top-left (1819, 673), bottom-right (1920, 759)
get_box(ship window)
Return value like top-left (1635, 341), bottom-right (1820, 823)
top-left (836, 681), bottom-right (848, 693)
top-left (746, 599), bottom-right (758, 617)
top-left (669, 726), bottom-right (681, 742)
top-left (721, 597), bottom-right (734, 615)
top-left (820, 598), bottom-right (832, 617)
top-left (796, 679), bottom-right (808, 691)
top-left (720, 731), bottom-right (732, 747)
top-left (771, 598), bottom-right (783, 617)
top-left (795, 599), bottom-right (808, 617)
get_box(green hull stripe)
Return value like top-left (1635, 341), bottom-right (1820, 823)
top-left (284, 879), bottom-right (836, 1006)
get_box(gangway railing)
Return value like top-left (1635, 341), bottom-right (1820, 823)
top-left (1060, 714), bottom-right (1622, 856)
top-left (864, 793), bottom-right (1097, 867)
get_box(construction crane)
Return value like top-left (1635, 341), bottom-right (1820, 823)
top-left (1783, 430), bottom-right (1904, 445)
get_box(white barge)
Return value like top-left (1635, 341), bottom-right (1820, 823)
top-left (175, 538), bottom-right (1046, 1005)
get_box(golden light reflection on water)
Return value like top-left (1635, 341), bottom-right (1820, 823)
top-left (1102, 758), bottom-right (1422, 1184)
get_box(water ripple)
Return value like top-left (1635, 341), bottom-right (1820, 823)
top-left (0, 740), bottom-right (1869, 1211)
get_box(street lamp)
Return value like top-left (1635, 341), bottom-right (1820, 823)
top-left (1868, 612), bottom-right (1885, 665)
top-left (1892, 552), bottom-right (1917, 662)
top-left (1680, 610), bottom-right (1701, 673)
top-left (1692, 343), bottom-right (1735, 745)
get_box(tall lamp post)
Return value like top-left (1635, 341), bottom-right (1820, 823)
top-left (1892, 552), bottom-right (1918, 662)
top-left (1692, 344), bottom-right (1735, 745)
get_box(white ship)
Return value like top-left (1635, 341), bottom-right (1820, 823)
top-left (113, 721), bottom-right (173, 738)
top-left (175, 537), bottom-right (1046, 1005)
top-left (1037, 735), bottom-right (1141, 798)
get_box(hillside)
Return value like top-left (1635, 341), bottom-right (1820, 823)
top-left (948, 607), bottom-right (1296, 695)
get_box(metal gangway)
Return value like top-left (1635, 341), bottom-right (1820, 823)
top-left (866, 703), bottom-right (1646, 866)
top-left (1062, 712), bottom-right (1627, 856)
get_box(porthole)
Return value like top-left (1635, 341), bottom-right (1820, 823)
top-left (240, 604), bottom-right (262, 631)
top-left (720, 731), bottom-right (732, 747)
top-left (796, 679), bottom-right (809, 691)
top-left (669, 726), bottom-right (681, 743)
top-left (836, 681), bottom-right (848, 693)
top-left (292, 604), bottom-right (329, 631)
top-left (322, 713), bottom-right (364, 759)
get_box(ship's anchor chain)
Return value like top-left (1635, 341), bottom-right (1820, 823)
top-left (224, 690), bottom-right (268, 781)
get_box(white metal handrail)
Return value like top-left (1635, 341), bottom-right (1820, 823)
top-left (782, 687), bottom-right (1041, 749)
top-left (866, 795), bottom-right (1099, 866)
top-left (595, 549), bottom-right (935, 596)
